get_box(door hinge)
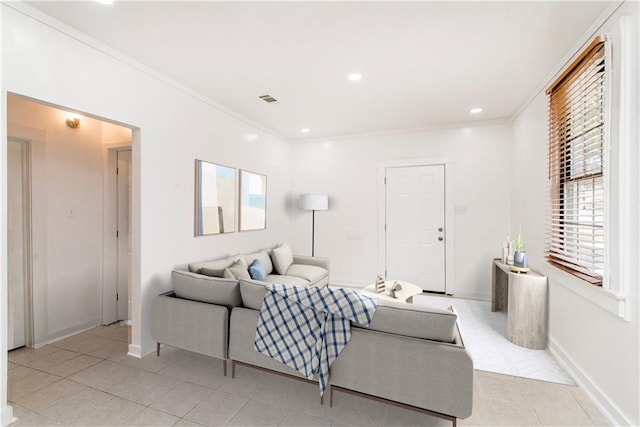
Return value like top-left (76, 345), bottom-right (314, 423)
top-left (116, 167), bottom-right (119, 175)
top-left (116, 230), bottom-right (119, 238)
top-left (384, 177), bottom-right (387, 185)
top-left (116, 293), bottom-right (119, 301)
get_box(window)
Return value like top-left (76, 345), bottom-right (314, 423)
top-left (546, 36), bottom-right (607, 286)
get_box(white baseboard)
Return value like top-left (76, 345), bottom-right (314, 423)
top-left (1, 404), bottom-right (15, 427)
top-left (330, 279), bottom-right (368, 288)
top-left (448, 291), bottom-right (491, 302)
top-left (127, 344), bottom-right (142, 359)
top-left (548, 336), bottom-right (632, 426)
top-left (47, 318), bottom-right (102, 344)
top-left (130, 342), bottom-right (159, 359)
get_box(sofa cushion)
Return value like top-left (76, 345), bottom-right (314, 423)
top-left (265, 274), bottom-right (310, 286)
top-left (358, 299), bottom-right (458, 343)
top-left (244, 250), bottom-right (273, 275)
top-left (220, 259), bottom-right (251, 280)
top-left (248, 259), bottom-right (267, 281)
top-left (172, 270), bottom-right (242, 308)
top-left (189, 255), bottom-right (248, 276)
top-left (239, 279), bottom-right (268, 310)
top-left (271, 243), bottom-right (294, 275)
top-left (285, 264), bottom-right (327, 284)
top-left (189, 257), bottom-right (233, 276)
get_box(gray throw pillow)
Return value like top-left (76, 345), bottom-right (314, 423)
top-left (215, 259), bottom-right (250, 280)
top-left (189, 257), bottom-right (233, 276)
top-left (239, 279), bottom-right (268, 310)
top-left (244, 250), bottom-right (273, 275)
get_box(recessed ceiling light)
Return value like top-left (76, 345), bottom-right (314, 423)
top-left (470, 107), bottom-right (483, 114)
top-left (348, 73), bottom-right (362, 81)
top-left (95, 0), bottom-right (114, 4)
top-left (301, 128), bottom-right (310, 133)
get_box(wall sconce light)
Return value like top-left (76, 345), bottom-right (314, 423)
top-left (66, 116), bottom-right (81, 129)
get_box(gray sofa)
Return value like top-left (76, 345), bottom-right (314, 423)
top-left (151, 251), bottom-right (473, 424)
top-left (184, 244), bottom-right (329, 287)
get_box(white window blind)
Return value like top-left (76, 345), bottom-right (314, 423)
top-left (546, 36), bottom-right (607, 285)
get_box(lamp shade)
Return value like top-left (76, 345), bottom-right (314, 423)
top-left (299, 194), bottom-right (328, 211)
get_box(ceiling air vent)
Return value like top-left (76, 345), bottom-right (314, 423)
top-left (259, 94), bottom-right (278, 103)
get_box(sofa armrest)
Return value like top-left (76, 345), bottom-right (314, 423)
top-left (151, 291), bottom-right (229, 360)
top-left (172, 270), bottom-right (242, 309)
top-left (292, 255), bottom-right (329, 271)
top-left (360, 299), bottom-right (458, 343)
top-left (331, 328), bottom-right (473, 419)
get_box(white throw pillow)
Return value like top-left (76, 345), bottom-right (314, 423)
top-left (271, 243), bottom-right (294, 275)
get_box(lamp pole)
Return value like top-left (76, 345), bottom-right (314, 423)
top-left (299, 194), bottom-right (328, 257)
top-left (311, 209), bottom-right (316, 256)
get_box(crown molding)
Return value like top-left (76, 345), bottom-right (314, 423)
top-left (289, 117), bottom-right (511, 144)
top-left (2, 1), bottom-right (290, 143)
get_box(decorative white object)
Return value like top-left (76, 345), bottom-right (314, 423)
top-left (299, 194), bottom-right (329, 256)
top-left (501, 242), bottom-right (508, 264)
top-left (389, 281), bottom-right (403, 299)
top-left (375, 274), bottom-right (385, 293)
top-left (361, 280), bottom-right (423, 303)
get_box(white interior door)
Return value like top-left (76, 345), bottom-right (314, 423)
top-left (386, 165), bottom-right (446, 292)
top-left (8, 139), bottom-right (28, 349)
top-left (117, 150), bottom-right (132, 321)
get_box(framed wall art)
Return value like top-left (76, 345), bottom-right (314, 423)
top-left (195, 159), bottom-right (236, 235)
top-left (239, 169), bottom-right (267, 231)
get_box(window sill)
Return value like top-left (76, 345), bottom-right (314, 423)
top-left (541, 264), bottom-right (628, 320)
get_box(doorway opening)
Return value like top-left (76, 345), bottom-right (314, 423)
top-left (6, 94), bottom-right (135, 348)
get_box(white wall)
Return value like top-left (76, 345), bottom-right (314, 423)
top-left (1, 1), bottom-right (292, 363)
top-left (511, 2), bottom-right (639, 425)
top-left (290, 124), bottom-right (512, 300)
top-left (8, 96), bottom-right (107, 341)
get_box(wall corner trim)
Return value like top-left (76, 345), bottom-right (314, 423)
top-left (127, 344), bottom-right (143, 359)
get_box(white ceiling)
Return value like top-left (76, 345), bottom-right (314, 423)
top-left (27, 1), bottom-right (613, 141)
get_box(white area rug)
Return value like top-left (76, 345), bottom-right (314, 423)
top-left (414, 294), bottom-right (576, 386)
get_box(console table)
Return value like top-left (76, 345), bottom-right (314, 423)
top-left (491, 259), bottom-right (548, 349)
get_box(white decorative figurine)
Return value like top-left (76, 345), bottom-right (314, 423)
top-left (389, 281), bottom-right (403, 299)
top-left (375, 274), bottom-right (385, 293)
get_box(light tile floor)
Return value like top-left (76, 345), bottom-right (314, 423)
top-left (7, 323), bottom-right (610, 426)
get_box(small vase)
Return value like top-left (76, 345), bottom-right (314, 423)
top-left (514, 251), bottom-right (528, 268)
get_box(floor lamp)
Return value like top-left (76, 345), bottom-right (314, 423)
top-left (299, 194), bottom-right (329, 256)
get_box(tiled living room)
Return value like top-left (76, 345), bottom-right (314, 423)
top-left (8, 323), bottom-right (609, 426)
top-left (2, 1), bottom-right (639, 427)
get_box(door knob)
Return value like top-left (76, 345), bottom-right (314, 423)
top-left (438, 237), bottom-right (444, 241)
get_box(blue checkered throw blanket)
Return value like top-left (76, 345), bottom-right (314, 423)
top-left (254, 283), bottom-right (377, 395)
